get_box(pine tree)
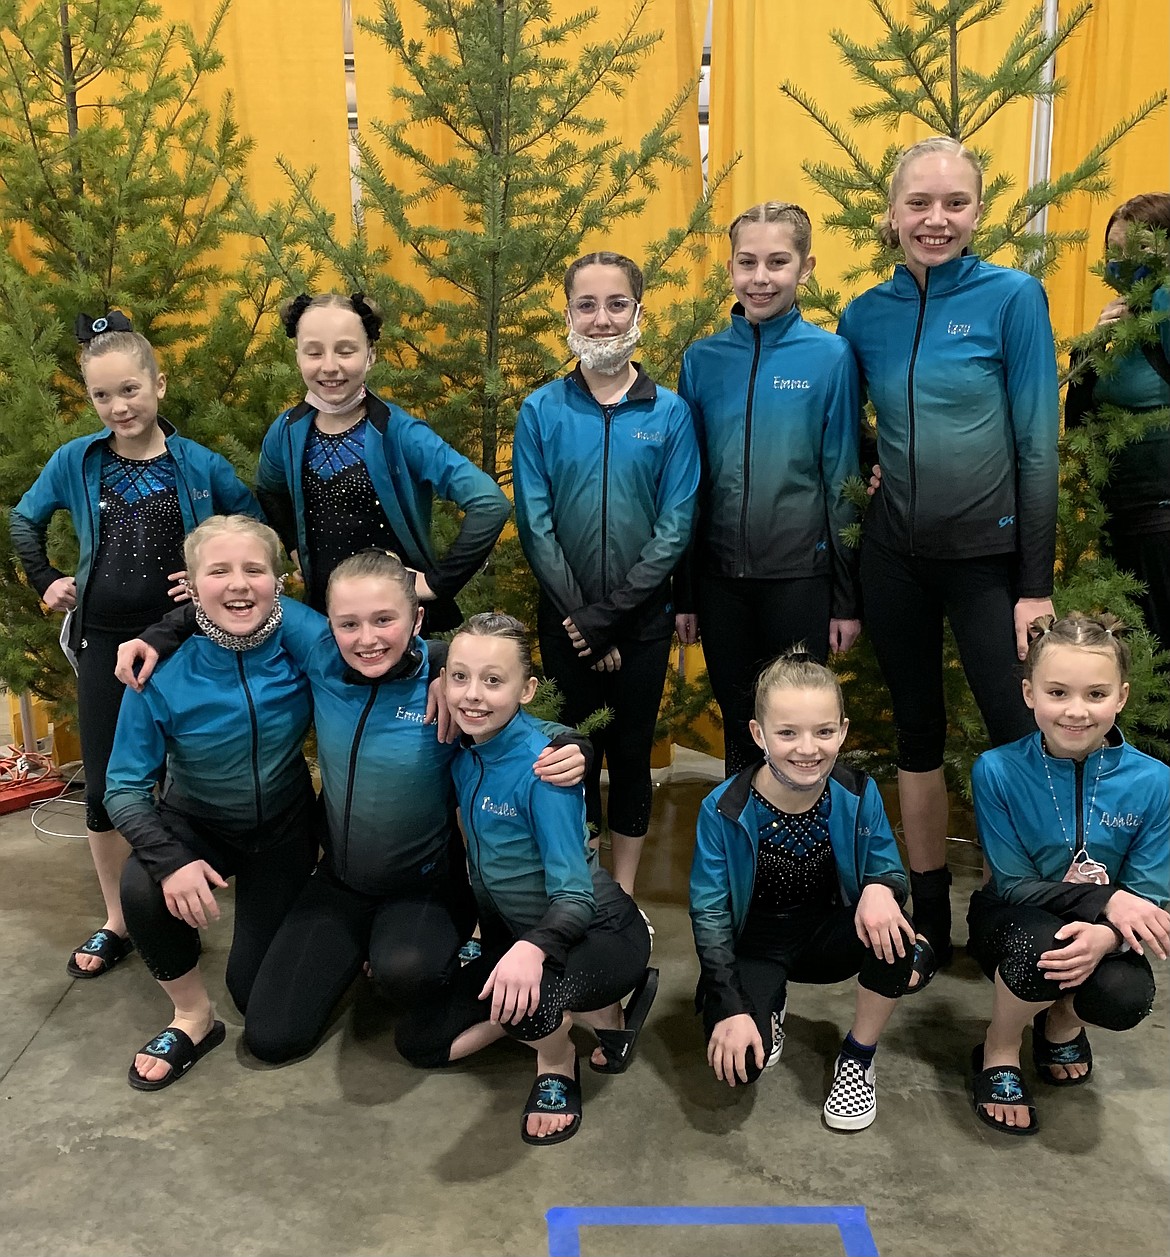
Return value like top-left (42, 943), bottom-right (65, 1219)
top-left (772, 0), bottom-right (1169, 785)
top-left (0, 0), bottom-right (298, 706)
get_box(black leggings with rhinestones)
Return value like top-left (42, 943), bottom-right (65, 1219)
top-left (395, 913), bottom-right (651, 1068)
top-left (967, 888), bottom-right (1156, 1030)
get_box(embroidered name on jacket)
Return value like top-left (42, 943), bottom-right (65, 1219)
top-left (773, 378), bottom-right (810, 390)
top-left (396, 705), bottom-right (425, 723)
top-left (1098, 810), bottom-right (1141, 830)
top-left (481, 796), bottom-right (519, 817)
top-left (631, 429), bottom-right (664, 442)
top-left (947, 322), bottom-right (971, 336)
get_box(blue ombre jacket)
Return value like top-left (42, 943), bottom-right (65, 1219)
top-left (837, 254), bottom-right (1060, 597)
top-left (973, 729), bottom-right (1170, 916)
top-left (256, 394), bottom-right (509, 619)
top-left (689, 761), bottom-right (907, 1021)
top-left (10, 421), bottom-right (260, 651)
top-left (513, 365), bottom-right (700, 654)
top-left (454, 709), bottom-right (630, 966)
top-left (676, 304), bottom-right (862, 617)
top-left (104, 598), bottom-right (316, 881)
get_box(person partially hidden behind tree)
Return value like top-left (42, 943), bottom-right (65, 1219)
top-left (1065, 192), bottom-right (1170, 652)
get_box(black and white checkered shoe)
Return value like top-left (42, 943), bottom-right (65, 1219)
top-left (765, 999), bottom-right (787, 1069)
top-left (823, 1053), bottom-right (877, 1130)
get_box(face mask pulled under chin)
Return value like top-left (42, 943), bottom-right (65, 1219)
top-left (762, 749), bottom-right (830, 792)
top-left (567, 309), bottom-right (642, 376)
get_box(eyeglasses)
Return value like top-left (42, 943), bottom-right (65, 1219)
top-left (568, 297), bottom-right (638, 318)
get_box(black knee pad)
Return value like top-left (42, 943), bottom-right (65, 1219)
top-left (894, 722), bottom-right (948, 774)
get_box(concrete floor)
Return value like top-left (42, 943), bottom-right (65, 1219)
top-left (0, 752), bottom-right (1167, 1257)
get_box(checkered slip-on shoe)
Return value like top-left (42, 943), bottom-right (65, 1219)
top-left (764, 999), bottom-right (788, 1069)
top-left (823, 1053), bottom-right (877, 1131)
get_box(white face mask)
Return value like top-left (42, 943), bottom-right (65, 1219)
top-left (762, 749), bottom-right (831, 793)
top-left (567, 307), bottom-right (642, 375)
top-left (305, 384), bottom-right (368, 416)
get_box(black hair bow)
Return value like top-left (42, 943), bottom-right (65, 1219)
top-left (75, 310), bottom-right (134, 343)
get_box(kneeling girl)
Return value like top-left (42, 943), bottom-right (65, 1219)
top-left (396, 614), bottom-right (656, 1146)
top-left (689, 651), bottom-right (916, 1130)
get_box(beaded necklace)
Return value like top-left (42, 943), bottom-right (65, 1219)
top-left (1040, 738), bottom-right (1110, 885)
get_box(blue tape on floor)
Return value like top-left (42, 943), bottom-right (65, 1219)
top-left (546, 1205), bottom-right (879, 1257)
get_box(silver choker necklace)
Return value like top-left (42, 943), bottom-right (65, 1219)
top-left (194, 597), bottom-right (283, 652)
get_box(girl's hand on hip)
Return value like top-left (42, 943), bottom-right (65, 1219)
top-left (42, 576), bottom-right (77, 612)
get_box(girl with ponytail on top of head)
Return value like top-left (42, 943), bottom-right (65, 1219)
top-left (257, 292), bottom-right (509, 628)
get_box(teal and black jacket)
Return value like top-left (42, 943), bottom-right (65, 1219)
top-left (973, 728), bottom-right (1170, 917)
top-left (689, 761), bottom-right (908, 1022)
top-left (676, 304), bottom-right (862, 618)
top-left (10, 421), bottom-right (261, 651)
top-left (256, 393), bottom-right (509, 622)
top-left (513, 365), bottom-right (699, 654)
top-left (1064, 284), bottom-right (1170, 535)
top-left (453, 709), bottom-right (628, 966)
top-left (133, 602), bottom-right (590, 899)
top-left (836, 254), bottom-right (1060, 598)
top-left (104, 597), bottom-right (316, 881)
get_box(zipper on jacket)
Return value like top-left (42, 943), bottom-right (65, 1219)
top-left (464, 750), bottom-right (507, 925)
top-left (600, 405), bottom-right (615, 595)
top-left (237, 655), bottom-right (264, 830)
top-left (341, 686), bottom-right (380, 878)
top-left (736, 322), bottom-right (763, 576)
top-left (905, 273), bottom-right (929, 555)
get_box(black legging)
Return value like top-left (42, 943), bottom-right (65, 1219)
top-left (1107, 527), bottom-right (1170, 650)
top-left (860, 540), bottom-right (1035, 772)
top-left (396, 914), bottom-right (651, 1067)
top-left (244, 860), bottom-right (469, 1064)
top-left (694, 574), bottom-right (832, 776)
top-left (538, 628), bottom-right (672, 837)
top-left (120, 790), bottom-right (317, 1013)
top-left (76, 620), bottom-right (167, 832)
top-left (702, 903), bottom-right (914, 1087)
top-left (967, 888), bottom-right (1156, 1030)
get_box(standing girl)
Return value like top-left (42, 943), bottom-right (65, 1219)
top-left (106, 516), bottom-right (318, 1090)
top-left (256, 292), bottom-right (509, 627)
top-left (513, 252), bottom-right (700, 896)
top-left (690, 651), bottom-right (916, 1131)
top-left (676, 202), bottom-right (862, 777)
top-left (836, 137), bottom-right (1060, 979)
top-left (9, 314), bottom-right (260, 981)
top-left (395, 614), bottom-right (656, 1146)
top-left (1064, 193), bottom-right (1170, 647)
top-left (967, 613), bottom-right (1169, 1135)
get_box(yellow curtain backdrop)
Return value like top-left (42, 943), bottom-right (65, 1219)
top-left (1045, 0), bottom-right (1170, 341)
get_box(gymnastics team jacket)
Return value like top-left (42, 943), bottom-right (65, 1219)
top-left (453, 709), bottom-right (631, 966)
top-left (134, 601), bottom-right (589, 901)
top-left (1064, 284), bottom-right (1170, 535)
top-left (256, 393), bottom-right (509, 623)
top-left (836, 254), bottom-right (1060, 598)
top-left (675, 303), bottom-right (861, 618)
top-left (512, 365), bottom-right (700, 654)
top-left (104, 597), bottom-right (316, 881)
top-left (689, 761), bottom-right (908, 1022)
top-left (10, 421), bottom-right (261, 651)
top-left (972, 729), bottom-right (1170, 918)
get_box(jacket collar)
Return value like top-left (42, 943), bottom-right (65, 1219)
top-left (716, 757), bottom-right (867, 823)
top-left (341, 637), bottom-right (426, 687)
top-left (890, 251), bottom-right (981, 298)
top-left (461, 708), bottom-right (533, 762)
top-left (285, 392), bottom-right (392, 435)
top-left (567, 362), bottom-right (657, 406)
top-left (728, 302), bottom-right (802, 346)
top-left (1028, 725), bottom-right (1127, 774)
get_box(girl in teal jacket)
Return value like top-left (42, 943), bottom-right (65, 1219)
top-left (690, 651), bottom-right (915, 1132)
top-left (10, 313), bottom-right (260, 982)
top-left (256, 292), bottom-right (508, 627)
